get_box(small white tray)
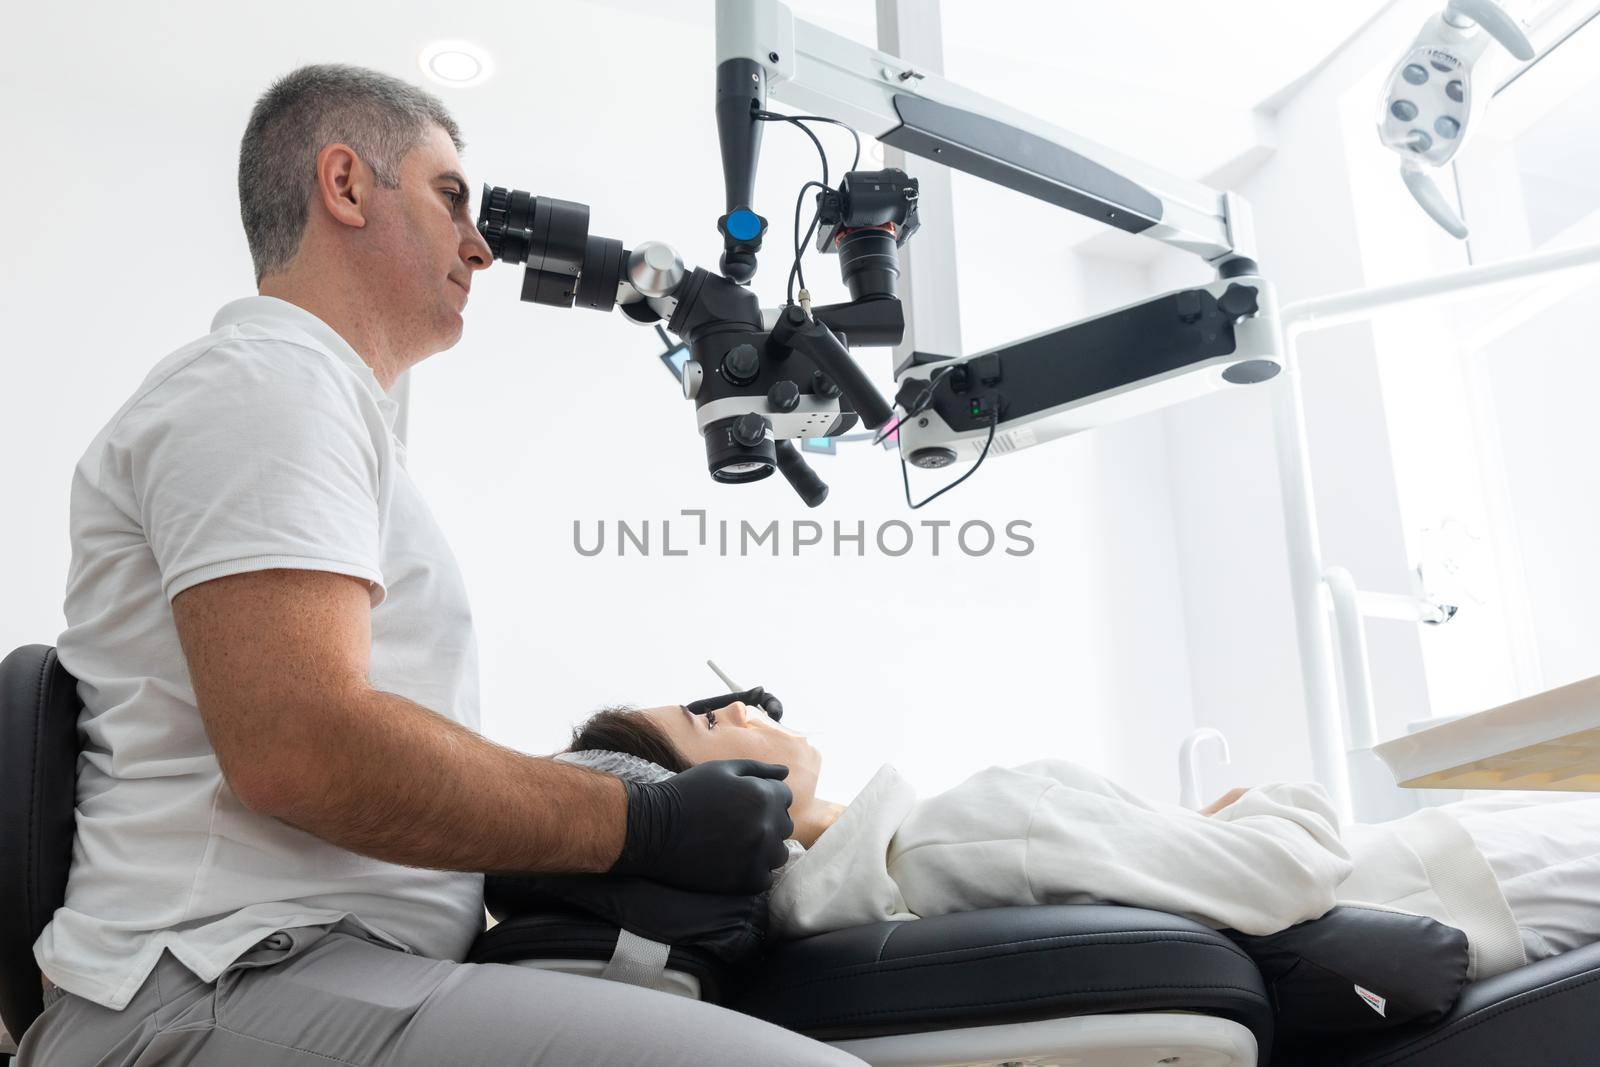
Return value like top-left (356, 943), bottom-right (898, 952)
top-left (1374, 674), bottom-right (1600, 790)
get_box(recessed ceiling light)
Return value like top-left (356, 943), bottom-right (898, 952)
top-left (418, 40), bottom-right (494, 88)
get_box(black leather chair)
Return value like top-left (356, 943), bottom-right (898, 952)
top-left (8, 640), bottom-right (1600, 1065)
top-left (0, 647), bottom-right (78, 1064)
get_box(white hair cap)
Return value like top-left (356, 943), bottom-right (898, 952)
top-left (555, 749), bottom-right (675, 785)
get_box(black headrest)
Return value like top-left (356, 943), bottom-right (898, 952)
top-left (485, 873), bottom-right (768, 967)
top-left (0, 645), bottom-right (80, 1044)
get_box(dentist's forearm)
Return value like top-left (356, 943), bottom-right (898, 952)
top-left (245, 688), bottom-right (628, 875)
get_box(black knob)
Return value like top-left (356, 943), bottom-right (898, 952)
top-left (811, 369), bottom-right (842, 398)
top-left (768, 380), bottom-right (800, 413)
top-left (732, 412), bottom-right (769, 447)
top-left (722, 343), bottom-right (760, 384)
top-left (1216, 283), bottom-right (1260, 322)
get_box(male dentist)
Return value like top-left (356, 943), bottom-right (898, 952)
top-left (19, 63), bottom-right (860, 1066)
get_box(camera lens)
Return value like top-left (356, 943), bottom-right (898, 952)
top-left (836, 226), bottom-right (900, 302)
top-left (705, 414), bottom-right (776, 483)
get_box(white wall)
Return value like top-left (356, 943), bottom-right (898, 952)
top-left (1451, 21), bottom-right (1600, 692)
top-left (1151, 0), bottom-right (1462, 790)
top-left (1479, 290), bottom-right (1600, 688)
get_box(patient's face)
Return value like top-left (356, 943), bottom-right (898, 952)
top-left (642, 701), bottom-right (822, 818)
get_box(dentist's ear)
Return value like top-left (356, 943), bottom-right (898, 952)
top-left (312, 142), bottom-right (371, 230)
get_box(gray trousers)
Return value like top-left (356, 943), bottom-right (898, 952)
top-left (18, 921), bottom-right (863, 1066)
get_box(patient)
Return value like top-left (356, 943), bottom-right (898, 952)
top-left (562, 700), bottom-right (1600, 982)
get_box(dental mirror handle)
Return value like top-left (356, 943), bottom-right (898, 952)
top-left (1402, 162), bottom-right (1469, 239)
top-left (707, 659), bottom-right (741, 690)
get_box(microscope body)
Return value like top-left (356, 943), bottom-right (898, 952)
top-left (476, 169), bottom-right (917, 506)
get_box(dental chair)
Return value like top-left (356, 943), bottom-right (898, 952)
top-left (8, 644), bottom-right (1600, 1066)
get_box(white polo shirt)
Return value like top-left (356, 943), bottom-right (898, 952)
top-left (39, 296), bottom-right (485, 1010)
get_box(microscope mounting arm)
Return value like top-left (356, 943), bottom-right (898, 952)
top-left (715, 0), bottom-right (1256, 270)
top-left (715, 0), bottom-right (1282, 481)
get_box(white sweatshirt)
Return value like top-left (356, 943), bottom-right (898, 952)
top-left (770, 760), bottom-right (1527, 980)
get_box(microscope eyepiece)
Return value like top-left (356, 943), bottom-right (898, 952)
top-left (476, 184), bottom-right (628, 312)
top-left (478, 185), bottom-right (513, 261)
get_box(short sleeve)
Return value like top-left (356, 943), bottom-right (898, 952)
top-left (122, 341), bottom-right (388, 606)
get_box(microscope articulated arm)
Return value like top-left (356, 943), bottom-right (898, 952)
top-left (716, 0), bottom-right (1255, 268)
top-left (716, 0), bottom-right (1278, 476)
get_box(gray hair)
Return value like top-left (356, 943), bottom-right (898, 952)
top-left (238, 63), bottom-right (464, 283)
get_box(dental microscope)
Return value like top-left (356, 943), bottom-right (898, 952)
top-left (476, 0), bottom-right (1286, 509)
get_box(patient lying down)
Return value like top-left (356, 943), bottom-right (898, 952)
top-left (563, 700), bottom-right (1600, 982)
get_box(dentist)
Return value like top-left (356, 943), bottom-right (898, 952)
top-left (20, 63), bottom-right (859, 1067)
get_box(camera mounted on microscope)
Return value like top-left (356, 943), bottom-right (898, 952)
top-left (810, 169), bottom-right (921, 300)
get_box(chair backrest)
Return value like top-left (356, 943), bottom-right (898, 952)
top-left (0, 646), bottom-right (80, 1044)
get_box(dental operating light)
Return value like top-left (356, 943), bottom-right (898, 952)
top-left (1378, 0), bottom-right (1535, 238)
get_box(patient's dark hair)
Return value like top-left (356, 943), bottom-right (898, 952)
top-left (565, 706), bottom-right (691, 772)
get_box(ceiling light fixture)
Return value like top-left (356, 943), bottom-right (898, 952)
top-left (418, 40), bottom-right (494, 88)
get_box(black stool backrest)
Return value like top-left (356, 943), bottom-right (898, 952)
top-left (0, 646), bottom-right (80, 1044)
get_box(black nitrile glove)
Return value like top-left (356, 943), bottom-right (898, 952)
top-left (609, 758), bottom-right (793, 895)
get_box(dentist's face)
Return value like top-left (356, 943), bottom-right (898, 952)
top-left (643, 701), bottom-right (822, 816)
top-left (358, 124), bottom-right (492, 356)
